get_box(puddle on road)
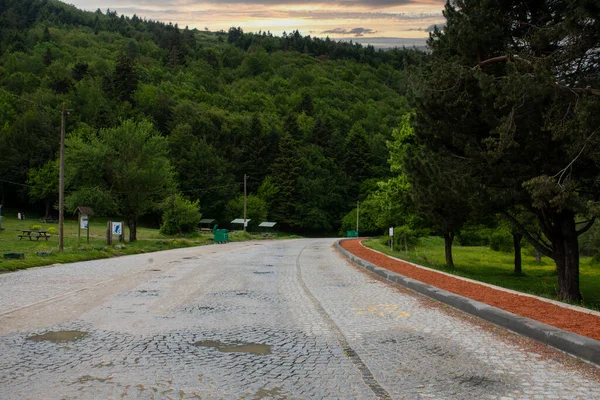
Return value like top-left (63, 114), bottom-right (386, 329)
top-left (137, 290), bottom-right (160, 296)
top-left (194, 340), bottom-right (272, 355)
top-left (251, 386), bottom-right (287, 399)
top-left (27, 331), bottom-right (89, 343)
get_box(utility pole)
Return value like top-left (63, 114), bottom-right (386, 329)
top-left (58, 103), bottom-right (67, 252)
top-left (356, 200), bottom-right (359, 236)
top-left (243, 174), bottom-right (247, 233)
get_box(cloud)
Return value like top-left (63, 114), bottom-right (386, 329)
top-left (68, 0), bottom-right (446, 41)
top-left (322, 27), bottom-right (376, 37)
top-left (288, 10), bottom-right (443, 21)
top-left (108, 0), bottom-right (439, 6)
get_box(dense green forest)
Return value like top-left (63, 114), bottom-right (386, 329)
top-left (0, 0), bottom-right (599, 302)
top-left (0, 0), bottom-right (422, 235)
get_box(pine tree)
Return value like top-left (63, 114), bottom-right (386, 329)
top-left (113, 51), bottom-right (137, 102)
top-left (270, 133), bottom-right (301, 227)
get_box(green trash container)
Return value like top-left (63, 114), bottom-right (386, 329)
top-left (213, 225), bottom-right (229, 244)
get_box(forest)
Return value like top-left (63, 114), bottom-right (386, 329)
top-left (0, 0), bottom-right (599, 302)
top-left (0, 0), bottom-right (420, 235)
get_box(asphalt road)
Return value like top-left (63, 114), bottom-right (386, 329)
top-left (0, 239), bottom-right (599, 399)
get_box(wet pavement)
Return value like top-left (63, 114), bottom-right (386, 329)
top-left (0, 239), bottom-right (599, 399)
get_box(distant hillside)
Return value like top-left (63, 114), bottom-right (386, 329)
top-left (0, 0), bottom-right (421, 233)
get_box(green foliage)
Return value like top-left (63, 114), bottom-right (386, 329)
top-left (65, 120), bottom-right (175, 241)
top-left (27, 159), bottom-right (58, 216)
top-left (456, 224), bottom-right (492, 247)
top-left (410, 0), bottom-right (600, 300)
top-left (257, 176), bottom-right (279, 209)
top-left (160, 194), bottom-right (202, 235)
top-left (340, 204), bottom-right (379, 236)
top-left (0, 0), bottom-right (415, 235)
top-left (489, 228), bottom-right (513, 253)
top-left (393, 225), bottom-right (420, 251)
top-left (224, 195), bottom-right (268, 227)
top-left (580, 223), bottom-right (600, 258)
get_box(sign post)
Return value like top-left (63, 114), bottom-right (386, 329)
top-left (112, 221), bottom-right (124, 243)
top-left (79, 214), bottom-right (89, 244)
top-left (106, 222), bottom-right (112, 245)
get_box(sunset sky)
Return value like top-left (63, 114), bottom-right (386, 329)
top-left (65, 0), bottom-right (446, 47)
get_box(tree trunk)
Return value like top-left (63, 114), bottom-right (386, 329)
top-left (44, 201), bottom-right (51, 219)
top-left (128, 217), bottom-right (137, 242)
top-left (552, 212), bottom-right (581, 302)
top-left (443, 231), bottom-right (455, 268)
top-left (513, 232), bottom-right (522, 275)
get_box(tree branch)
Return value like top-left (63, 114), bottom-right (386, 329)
top-left (577, 217), bottom-right (596, 236)
top-left (473, 55), bottom-right (532, 70)
top-left (501, 211), bottom-right (554, 258)
top-left (472, 56), bottom-right (600, 97)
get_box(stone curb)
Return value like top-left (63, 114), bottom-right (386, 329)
top-left (335, 239), bottom-right (600, 366)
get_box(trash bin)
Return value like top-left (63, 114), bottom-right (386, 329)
top-left (212, 225), bottom-right (229, 244)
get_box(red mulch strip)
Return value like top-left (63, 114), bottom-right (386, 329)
top-left (341, 239), bottom-right (600, 342)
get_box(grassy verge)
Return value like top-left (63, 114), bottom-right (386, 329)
top-left (364, 236), bottom-right (600, 310)
top-left (0, 214), bottom-right (279, 272)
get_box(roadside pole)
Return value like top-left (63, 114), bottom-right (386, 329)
top-left (58, 104), bottom-right (67, 252)
top-left (244, 174), bottom-right (247, 233)
top-left (356, 201), bottom-right (359, 236)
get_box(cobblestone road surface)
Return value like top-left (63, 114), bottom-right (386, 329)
top-left (1, 239), bottom-right (599, 399)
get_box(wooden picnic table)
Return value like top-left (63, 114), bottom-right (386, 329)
top-left (18, 230), bottom-right (52, 241)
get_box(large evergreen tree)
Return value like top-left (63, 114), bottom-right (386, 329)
top-left (411, 0), bottom-right (600, 301)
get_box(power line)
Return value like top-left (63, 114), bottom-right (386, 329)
top-left (180, 182), bottom-right (243, 194)
top-left (0, 87), bottom-right (57, 115)
top-left (0, 178), bottom-right (33, 188)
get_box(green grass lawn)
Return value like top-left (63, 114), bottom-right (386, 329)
top-left (0, 213), bottom-right (269, 272)
top-left (364, 236), bottom-right (600, 310)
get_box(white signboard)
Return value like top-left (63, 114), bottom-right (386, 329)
top-left (80, 215), bottom-right (88, 230)
top-left (112, 222), bottom-right (123, 236)
top-left (389, 227), bottom-right (394, 236)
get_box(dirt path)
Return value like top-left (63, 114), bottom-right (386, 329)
top-left (341, 239), bottom-right (600, 342)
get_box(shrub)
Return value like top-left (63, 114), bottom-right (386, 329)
top-left (456, 224), bottom-right (492, 246)
top-left (579, 223), bottom-right (600, 257)
top-left (339, 199), bottom-right (380, 236)
top-left (489, 228), bottom-right (513, 253)
top-left (393, 225), bottom-right (420, 251)
top-left (224, 195), bottom-right (267, 229)
top-left (30, 224), bottom-right (42, 231)
top-left (160, 194), bottom-right (202, 235)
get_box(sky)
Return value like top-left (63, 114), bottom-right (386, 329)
top-left (65, 0), bottom-right (446, 48)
